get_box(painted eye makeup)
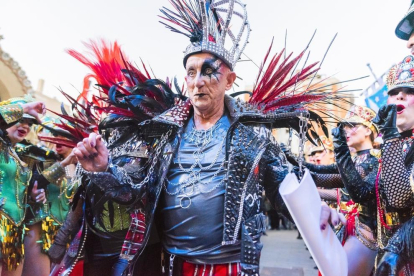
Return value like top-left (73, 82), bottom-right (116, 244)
top-left (201, 58), bottom-right (222, 81)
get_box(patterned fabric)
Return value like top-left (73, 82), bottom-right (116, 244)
top-left (345, 105), bottom-right (378, 134)
top-left (42, 162), bottom-right (65, 185)
top-left (181, 261), bottom-right (241, 276)
top-left (387, 56), bottom-right (414, 93)
top-left (381, 140), bottom-right (414, 210)
top-left (0, 104), bottom-right (23, 125)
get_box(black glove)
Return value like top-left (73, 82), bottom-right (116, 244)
top-left (280, 143), bottom-right (299, 166)
top-left (291, 166), bottom-right (301, 179)
top-left (375, 252), bottom-right (404, 276)
top-left (372, 104), bottom-right (400, 141)
top-left (48, 199), bottom-right (83, 264)
top-left (112, 258), bottom-right (130, 276)
top-left (332, 124), bottom-right (348, 149)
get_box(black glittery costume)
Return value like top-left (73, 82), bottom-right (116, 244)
top-left (284, 130), bottom-right (379, 249)
top-left (85, 96), bottom-right (292, 275)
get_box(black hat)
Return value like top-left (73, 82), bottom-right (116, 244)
top-left (396, 0), bottom-right (414, 40)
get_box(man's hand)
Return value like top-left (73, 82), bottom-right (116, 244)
top-left (60, 149), bottom-right (77, 167)
top-left (372, 105), bottom-right (400, 141)
top-left (73, 133), bottom-right (108, 172)
top-left (31, 181), bottom-right (46, 204)
top-left (332, 124), bottom-right (347, 149)
top-left (21, 101), bottom-right (45, 122)
top-left (319, 202), bottom-right (346, 230)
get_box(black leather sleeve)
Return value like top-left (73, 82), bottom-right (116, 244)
top-left (334, 146), bottom-right (378, 203)
top-left (304, 162), bottom-right (338, 174)
top-left (48, 197), bottom-right (84, 263)
top-left (261, 142), bottom-right (290, 219)
top-left (83, 134), bottom-right (151, 204)
top-left (381, 140), bottom-right (414, 209)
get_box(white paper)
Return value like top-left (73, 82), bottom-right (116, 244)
top-left (279, 169), bottom-right (348, 276)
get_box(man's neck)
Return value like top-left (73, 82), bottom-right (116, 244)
top-left (193, 104), bottom-right (225, 130)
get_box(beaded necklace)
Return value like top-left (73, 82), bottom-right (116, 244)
top-left (401, 129), bottom-right (414, 153)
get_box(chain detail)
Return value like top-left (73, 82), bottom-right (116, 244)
top-left (298, 112), bottom-right (309, 179)
top-left (121, 129), bottom-right (173, 190)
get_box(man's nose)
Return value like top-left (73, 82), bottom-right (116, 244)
top-left (194, 73), bottom-right (204, 88)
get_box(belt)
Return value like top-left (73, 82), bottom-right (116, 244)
top-left (163, 252), bottom-right (241, 276)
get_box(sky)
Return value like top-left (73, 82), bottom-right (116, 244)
top-left (0, 0), bottom-right (412, 104)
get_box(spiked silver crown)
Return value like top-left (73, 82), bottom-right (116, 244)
top-left (160, 0), bottom-right (250, 70)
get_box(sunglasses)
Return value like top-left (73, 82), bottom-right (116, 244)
top-left (18, 119), bottom-right (34, 127)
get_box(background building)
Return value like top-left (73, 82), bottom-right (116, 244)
top-left (0, 34), bottom-right (66, 113)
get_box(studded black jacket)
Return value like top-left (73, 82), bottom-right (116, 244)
top-left (86, 95), bottom-right (290, 275)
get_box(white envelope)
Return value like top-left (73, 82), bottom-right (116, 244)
top-left (279, 169), bottom-right (348, 276)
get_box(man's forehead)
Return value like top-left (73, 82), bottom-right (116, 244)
top-left (185, 53), bottom-right (222, 67)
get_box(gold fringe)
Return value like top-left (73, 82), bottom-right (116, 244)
top-left (40, 217), bottom-right (61, 253)
top-left (0, 215), bottom-right (25, 271)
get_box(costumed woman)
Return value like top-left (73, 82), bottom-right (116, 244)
top-left (285, 106), bottom-right (379, 276)
top-left (0, 97), bottom-right (45, 276)
top-left (372, 55), bottom-right (414, 275)
top-left (20, 120), bottom-right (78, 276)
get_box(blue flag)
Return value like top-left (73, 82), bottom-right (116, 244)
top-left (364, 85), bottom-right (388, 112)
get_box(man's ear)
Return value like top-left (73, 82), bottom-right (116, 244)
top-left (225, 71), bottom-right (237, 91)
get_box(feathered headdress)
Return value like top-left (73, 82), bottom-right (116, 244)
top-left (59, 40), bottom-right (186, 148)
top-left (160, 0), bottom-right (250, 70)
top-left (236, 39), bottom-right (352, 144)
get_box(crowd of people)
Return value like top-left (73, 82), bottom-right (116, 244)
top-left (2, 0), bottom-right (414, 275)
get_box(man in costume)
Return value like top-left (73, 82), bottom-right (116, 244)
top-left (67, 0), bottom-right (352, 275)
top-left (75, 35), bottom-right (289, 276)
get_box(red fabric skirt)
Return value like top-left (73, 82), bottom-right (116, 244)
top-left (398, 261), bottom-right (414, 276)
top-left (182, 261), bottom-right (240, 276)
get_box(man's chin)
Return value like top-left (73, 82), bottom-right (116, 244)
top-left (192, 101), bottom-right (211, 111)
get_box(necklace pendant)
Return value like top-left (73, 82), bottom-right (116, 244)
top-left (179, 196), bottom-right (192, 209)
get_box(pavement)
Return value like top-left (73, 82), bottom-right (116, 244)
top-left (260, 229), bottom-right (318, 276)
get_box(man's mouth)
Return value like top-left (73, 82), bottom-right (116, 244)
top-left (195, 93), bottom-right (207, 97)
top-left (397, 104), bottom-right (406, 114)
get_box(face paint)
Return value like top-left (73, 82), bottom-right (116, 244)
top-left (185, 53), bottom-right (233, 115)
top-left (200, 58), bottom-right (223, 82)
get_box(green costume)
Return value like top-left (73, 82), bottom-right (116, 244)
top-left (0, 99), bottom-right (32, 271)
